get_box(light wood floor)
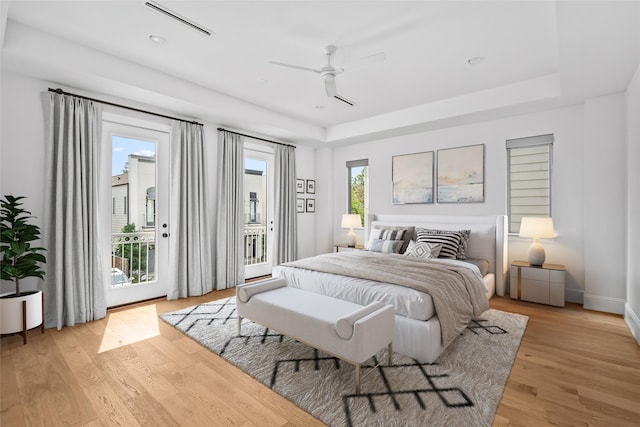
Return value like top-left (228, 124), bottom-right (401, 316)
top-left (2, 291), bottom-right (639, 426)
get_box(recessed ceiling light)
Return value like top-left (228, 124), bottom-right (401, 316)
top-left (315, 105), bottom-right (326, 110)
top-left (258, 78), bottom-right (268, 84)
top-left (148, 34), bottom-right (167, 45)
top-left (467, 56), bottom-right (485, 65)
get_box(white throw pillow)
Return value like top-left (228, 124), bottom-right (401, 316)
top-left (404, 240), bottom-right (442, 259)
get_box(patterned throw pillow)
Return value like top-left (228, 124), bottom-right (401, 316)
top-left (369, 238), bottom-right (404, 254)
top-left (415, 228), bottom-right (462, 259)
top-left (421, 229), bottom-right (471, 259)
top-left (404, 240), bottom-right (441, 259)
top-left (367, 228), bottom-right (408, 251)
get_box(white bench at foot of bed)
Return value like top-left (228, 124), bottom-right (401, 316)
top-left (236, 278), bottom-right (395, 393)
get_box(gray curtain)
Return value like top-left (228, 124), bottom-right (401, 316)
top-left (41, 91), bottom-right (107, 329)
top-left (274, 144), bottom-right (298, 264)
top-left (215, 131), bottom-right (245, 289)
top-left (167, 121), bottom-right (213, 299)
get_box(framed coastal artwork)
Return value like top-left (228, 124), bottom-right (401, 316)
top-left (436, 144), bottom-right (485, 203)
top-left (296, 179), bottom-right (305, 193)
top-left (392, 151), bottom-right (434, 204)
top-left (296, 198), bottom-right (305, 213)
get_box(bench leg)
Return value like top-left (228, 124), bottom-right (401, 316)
top-left (355, 364), bottom-right (361, 394)
top-left (237, 316), bottom-right (242, 336)
top-left (388, 342), bottom-right (393, 366)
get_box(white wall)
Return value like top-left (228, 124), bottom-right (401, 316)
top-left (0, 72), bottom-right (46, 294)
top-left (626, 63), bottom-right (640, 342)
top-left (325, 100), bottom-right (630, 308)
top-left (583, 93), bottom-right (627, 314)
top-left (0, 70), bottom-right (317, 294)
top-left (295, 145), bottom-right (317, 260)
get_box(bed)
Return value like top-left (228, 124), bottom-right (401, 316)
top-left (272, 214), bottom-right (508, 363)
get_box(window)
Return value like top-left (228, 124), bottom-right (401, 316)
top-left (507, 134), bottom-right (553, 234)
top-left (249, 191), bottom-right (258, 223)
top-left (347, 159), bottom-right (368, 226)
top-left (145, 187), bottom-right (155, 227)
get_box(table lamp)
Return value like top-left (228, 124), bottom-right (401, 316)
top-left (341, 214), bottom-right (362, 247)
top-left (519, 217), bottom-right (555, 265)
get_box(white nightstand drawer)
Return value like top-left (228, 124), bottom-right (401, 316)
top-left (550, 270), bottom-right (565, 283)
top-left (549, 282), bottom-right (565, 307)
top-left (521, 279), bottom-right (550, 304)
top-left (521, 267), bottom-right (550, 281)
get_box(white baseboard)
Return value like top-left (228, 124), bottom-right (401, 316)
top-left (625, 303), bottom-right (640, 346)
top-left (583, 294), bottom-right (625, 314)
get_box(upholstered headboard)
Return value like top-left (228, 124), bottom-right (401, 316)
top-left (365, 214), bottom-right (508, 296)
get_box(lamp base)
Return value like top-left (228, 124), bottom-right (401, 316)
top-left (528, 238), bottom-right (546, 265)
top-left (346, 229), bottom-right (356, 247)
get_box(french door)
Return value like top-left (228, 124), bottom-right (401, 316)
top-left (102, 114), bottom-right (170, 307)
top-left (244, 146), bottom-right (275, 279)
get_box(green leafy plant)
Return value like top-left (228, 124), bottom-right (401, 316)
top-left (0, 195), bottom-right (47, 296)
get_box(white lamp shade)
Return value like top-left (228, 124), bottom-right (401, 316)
top-left (519, 217), bottom-right (555, 239)
top-left (341, 214), bottom-right (362, 229)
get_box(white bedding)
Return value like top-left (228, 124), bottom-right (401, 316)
top-left (272, 258), bottom-right (494, 322)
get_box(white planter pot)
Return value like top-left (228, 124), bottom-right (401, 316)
top-left (0, 290), bottom-right (43, 336)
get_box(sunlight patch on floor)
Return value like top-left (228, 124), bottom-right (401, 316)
top-left (99, 304), bottom-right (160, 353)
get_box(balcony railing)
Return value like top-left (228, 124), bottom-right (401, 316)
top-left (244, 225), bottom-right (267, 265)
top-left (111, 231), bottom-right (155, 288)
top-left (111, 226), bottom-right (265, 288)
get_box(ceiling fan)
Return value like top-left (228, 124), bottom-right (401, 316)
top-left (269, 45), bottom-right (385, 106)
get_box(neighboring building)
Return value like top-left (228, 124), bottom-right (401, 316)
top-left (128, 154), bottom-right (156, 230)
top-left (111, 174), bottom-right (129, 235)
top-left (244, 168), bottom-right (266, 225)
top-left (111, 154), bottom-right (156, 234)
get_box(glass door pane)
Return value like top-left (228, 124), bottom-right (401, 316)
top-left (111, 136), bottom-right (157, 287)
top-left (103, 118), bottom-right (169, 307)
top-left (244, 151), bottom-right (274, 278)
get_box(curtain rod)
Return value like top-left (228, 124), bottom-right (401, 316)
top-left (217, 127), bottom-right (295, 148)
top-left (48, 88), bottom-right (203, 127)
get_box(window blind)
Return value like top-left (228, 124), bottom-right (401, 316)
top-left (507, 134), bottom-right (554, 233)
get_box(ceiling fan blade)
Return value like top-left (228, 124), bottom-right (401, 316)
top-left (344, 52), bottom-right (386, 72)
top-left (324, 76), bottom-right (337, 97)
top-left (268, 61), bottom-right (321, 74)
top-left (334, 94), bottom-right (355, 106)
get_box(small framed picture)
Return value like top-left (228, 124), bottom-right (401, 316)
top-left (296, 179), bottom-right (305, 193)
top-left (296, 198), bottom-right (305, 213)
top-left (306, 198), bottom-right (315, 213)
top-left (306, 179), bottom-right (316, 194)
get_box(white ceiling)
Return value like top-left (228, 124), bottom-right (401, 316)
top-left (2, 1), bottom-right (640, 146)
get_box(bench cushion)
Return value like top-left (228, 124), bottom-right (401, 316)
top-left (237, 285), bottom-right (394, 365)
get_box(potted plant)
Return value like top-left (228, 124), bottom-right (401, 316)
top-left (1, 195), bottom-right (47, 344)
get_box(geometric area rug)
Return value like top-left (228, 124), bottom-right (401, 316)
top-left (160, 297), bottom-right (528, 427)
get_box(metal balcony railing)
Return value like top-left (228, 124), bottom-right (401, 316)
top-left (244, 225), bottom-right (267, 265)
top-left (111, 231), bottom-right (155, 288)
top-left (110, 226), bottom-right (265, 288)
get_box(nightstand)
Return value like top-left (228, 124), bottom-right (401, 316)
top-left (334, 244), bottom-right (364, 253)
top-left (510, 261), bottom-right (565, 307)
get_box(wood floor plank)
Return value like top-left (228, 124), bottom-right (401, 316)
top-left (2, 291), bottom-right (639, 427)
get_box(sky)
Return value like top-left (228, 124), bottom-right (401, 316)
top-left (245, 157), bottom-right (267, 172)
top-left (112, 136), bottom-right (156, 176)
top-left (112, 136), bottom-right (266, 175)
